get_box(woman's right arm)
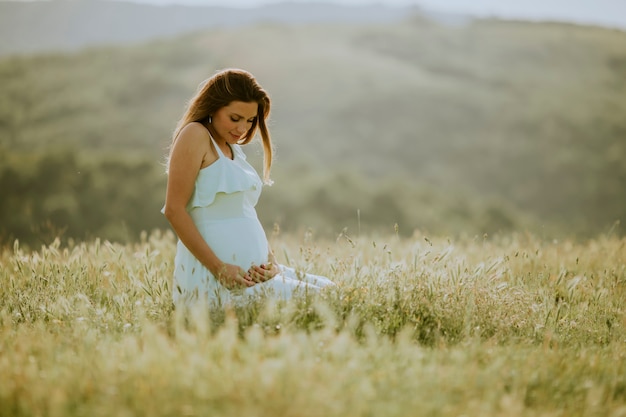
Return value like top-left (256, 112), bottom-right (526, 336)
top-left (163, 124), bottom-right (254, 289)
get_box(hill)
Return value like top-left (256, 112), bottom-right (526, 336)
top-left (1, 16), bottom-right (625, 243)
top-left (0, 0), bottom-right (416, 56)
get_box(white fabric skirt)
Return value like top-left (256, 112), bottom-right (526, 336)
top-left (172, 215), bottom-right (334, 306)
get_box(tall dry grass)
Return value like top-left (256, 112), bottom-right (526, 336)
top-left (1, 229), bottom-right (625, 416)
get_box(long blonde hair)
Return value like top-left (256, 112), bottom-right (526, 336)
top-left (169, 68), bottom-right (273, 184)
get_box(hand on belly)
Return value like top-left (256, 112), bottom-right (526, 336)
top-left (247, 262), bottom-right (279, 283)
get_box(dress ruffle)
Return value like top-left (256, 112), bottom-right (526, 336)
top-left (188, 155), bottom-right (259, 209)
top-left (161, 144), bottom-right (260, 214)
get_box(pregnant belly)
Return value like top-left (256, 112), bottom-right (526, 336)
top-left (197, 217), bottom-right (268, 270)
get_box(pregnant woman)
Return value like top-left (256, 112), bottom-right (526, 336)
top-left (163, 68), bottom-right (334, 306)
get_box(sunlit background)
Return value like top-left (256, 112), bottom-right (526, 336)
top-left (126, 0), bottom-right (626, 30)
top-left (1, 0), bottom-right (625, 245)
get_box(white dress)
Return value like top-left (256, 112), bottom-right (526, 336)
top-left (168, 134), bottom-right (334, 306)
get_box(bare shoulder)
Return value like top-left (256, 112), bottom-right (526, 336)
top-left (175, 122), bottom-right (210, 148)
top-left (170, 122), bottom-right (216, 170)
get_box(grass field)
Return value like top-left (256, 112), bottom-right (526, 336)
top-left (1, 230), bottom-right (625, 416)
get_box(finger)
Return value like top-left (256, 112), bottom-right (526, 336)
top-left (235, 276), bottom-right (254, 287)
top-left (251, 270), bottom-right (267, 283)
top-left (257, 271), bottom-right (269, 283)
top-left (250, 272), bottom-right (262, 283)
top-left (253, 267), bottom-right (268, 279)
top-left (243, 273), bottom-right (255, 287)
top-left (233, 270), bottom-right (253, 287)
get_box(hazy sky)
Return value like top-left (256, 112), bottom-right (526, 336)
top-left (120, 0), bottom-right (626, 29)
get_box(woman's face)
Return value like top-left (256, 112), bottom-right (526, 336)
top-left (211, 101), bottom-right (258, 145)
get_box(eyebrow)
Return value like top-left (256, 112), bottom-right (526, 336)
top-left (231, 113), bottom-right (257, 120)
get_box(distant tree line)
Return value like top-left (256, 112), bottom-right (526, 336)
top-left (0, 149), bottom-right (168, 246)
top-left (0, 148), bottom-right (543, 247)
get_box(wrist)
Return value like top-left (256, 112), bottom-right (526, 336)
top-left (208, 259), bottom-right (225, 276)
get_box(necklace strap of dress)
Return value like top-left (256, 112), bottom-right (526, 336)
top-left (207, 130), bottom-right (225, 158)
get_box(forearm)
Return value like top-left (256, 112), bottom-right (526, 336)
top-left (165, 208), bottom-right (223, 275)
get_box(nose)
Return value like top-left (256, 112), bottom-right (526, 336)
top-left (236, 121), bottom-right (247, 135)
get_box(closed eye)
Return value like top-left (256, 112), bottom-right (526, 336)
top-left (230, 116), bottom-right (256, 124)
